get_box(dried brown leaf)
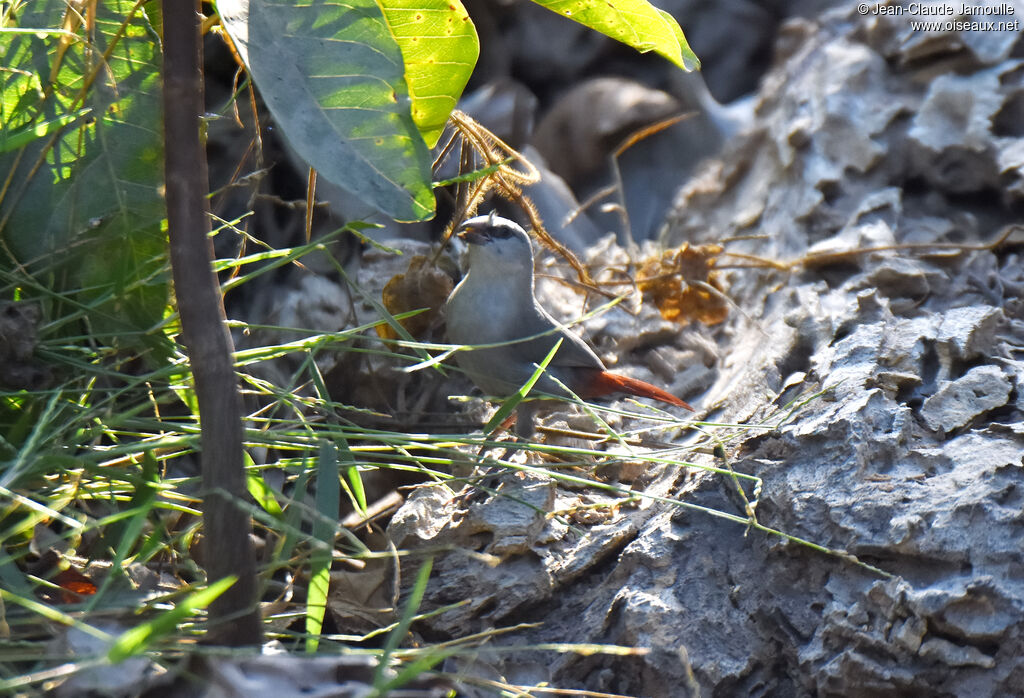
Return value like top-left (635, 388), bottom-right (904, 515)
top-left (637, 243), bottom-right (729, 325)
top-left (379, 255), bottom-right (454, 340)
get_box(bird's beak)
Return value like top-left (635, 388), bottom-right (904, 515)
top-left (455, 221), bottom-right (489, 245)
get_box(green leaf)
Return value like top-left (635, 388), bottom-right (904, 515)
top-left (0, 0), bottom-right (169, 341)
top-left (107, 576), bottom-right (237, 662)
top-left (377, 0), bottom-right (479, 148)
top-left (530, 0), bottom-right (699, 71)
top-left (218, 0), bottom-right (436, 222)
top-left (655, 8), bottom-right (699, 70)
top-left (0, 108), bottom-right (92, 154)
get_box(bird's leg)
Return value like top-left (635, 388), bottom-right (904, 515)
top-left (463, 401), bottom-right (540, 500)
top-left (472, 400), bottom-right (538, 490)
top-left (497, 399), bottom-right (538, 463)
top-left (513, 400), bottom-right (538, 440)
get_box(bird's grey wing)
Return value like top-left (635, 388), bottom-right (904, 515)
top-left (519, 303), bottom-right (604, 370)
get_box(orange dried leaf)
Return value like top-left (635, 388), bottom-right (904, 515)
top-left (637, 243), bottom-right (729, 325)
top-left (52, 568), bottom-right (97, 604)
top-left (379, 255), bottom-right (454, 340)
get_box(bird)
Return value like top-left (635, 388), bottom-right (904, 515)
top-left (445, 212), bottom-right (694, 436)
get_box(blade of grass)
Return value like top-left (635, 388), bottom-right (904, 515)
top-left (305, 355), bottom-right (367, 517)
top-left (0, 485), bottom-right (82, 530)
top-left (246, 453), bottom-right (284, 519)
top-left (1, 389), bottom-right (63, 488)
top-left (483, 338), bottom-right (562, 434)
top-left (306, 441), bottom-right (339, 652)
top-left (342, 453), bottom-right (367, 517)
top-left (375, 648), bottom-right (452, 694)
top-left (372, 556), bottom-right (433, 690)
top-left (84, 452), bottom-right (160, 611)
top-left (106, 575), bottom-right (237, 662)
top-left (0, 587), bottom-right (112, 643)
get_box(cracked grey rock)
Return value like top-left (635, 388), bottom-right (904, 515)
top-left (920, 365), bottom-right (1013, 432)
top-left (919, 638), bottom-right (996, 669)
top-left (388, 3), bottom-right (1024, 696)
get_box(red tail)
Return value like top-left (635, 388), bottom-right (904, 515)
top-left (587, 370), bottom-right (695, 411)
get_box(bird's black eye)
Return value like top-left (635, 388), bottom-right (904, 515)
top-left (489, 224), bottom-right (517, 239)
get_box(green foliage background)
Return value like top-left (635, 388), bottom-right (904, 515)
top-left (1, 0), bottom-right (167, 339)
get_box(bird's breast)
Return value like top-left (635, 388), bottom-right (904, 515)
top-left (446, 276), bottom-right (527, 346)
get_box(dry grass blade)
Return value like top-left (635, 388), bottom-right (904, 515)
top-left (435, 111), bottom-right (606, 294)
top-left (716, 223), bottom-right (1022, 271)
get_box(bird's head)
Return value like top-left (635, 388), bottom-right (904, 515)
top-left (455, 212), bottom-right (535, 275)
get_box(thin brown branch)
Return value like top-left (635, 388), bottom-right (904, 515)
top-left (162, 0), bottom-right (261, 647)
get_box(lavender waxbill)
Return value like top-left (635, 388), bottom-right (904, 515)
top-left (446, 213), bottom-right (693, 434)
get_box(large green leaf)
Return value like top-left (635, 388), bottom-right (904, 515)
top-left (0, 0), bottom-right (168, 339)
top-left (218, 0), bottom-right (435, 222)
top-left (531, 0), bottom-right (699, 71)
top-left (377, 0), bottom-right (479, 148)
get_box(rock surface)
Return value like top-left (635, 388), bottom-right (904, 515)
top-left (388, 3), bottom-right (1024, 696)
